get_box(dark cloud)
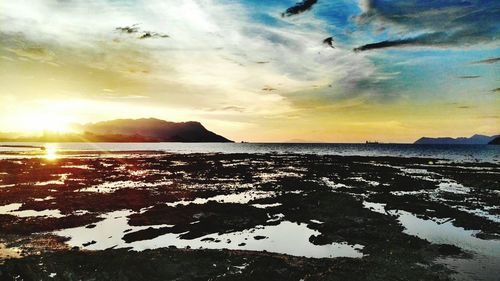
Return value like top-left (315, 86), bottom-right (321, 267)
top-left (354, 38), bottom-right (419, 52)
top-left (471, 57), bottom-right (500, 64)
top-left (116, 25), bottom-right (169, 39)
top-left (493, 88), bottom-right (500, 93)
top-left (354, 32), bottom-right (453, 51)
top-left (322, 37), bottom-right (335, 48)
top-left (355, 0), bottom-right (500, 51)
top-left (282, 0), bottom-right (318, 17)
top-left (262, 86), bottom-right (277, 92)
top-left (139, 32), bottom-right (169, 40)
top-left (116, 25), bottom-right (139, 34)
top-left (457, 75), bottom-right (480, 79)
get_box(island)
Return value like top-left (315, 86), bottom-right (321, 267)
top-left (414, 134), bottom-right (499, 145)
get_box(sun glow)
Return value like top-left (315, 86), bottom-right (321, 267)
top-left (20, 113), bottom-right (73, 134)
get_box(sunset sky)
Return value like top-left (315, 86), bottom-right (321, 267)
top-left (0, 0), bottom-right (498, 142)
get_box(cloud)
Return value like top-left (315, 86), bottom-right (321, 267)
top-left (116, 25), bottom-right (140, 34)
top-left (220, 106), bottom-right (245, 112)
top-left (0, 0), bottom-right (377, 132)
top-left (471, 57), bottom-right (500, 64)
top-left (354, 37), bottom-right (420, 52)
top-left (322, 37), bottom-right (334, 48)
top-left (262, 86), bottom-right (277, 92)
top-left (5, 46), bottom-right (55, 62)
top-left (353, 31), bottom-right (481, 51)
top-left (355, 0), bottom-right (500, 51)
top-left (116, 24), bottom-right (169, 39)
top-left (282, 0), bottom-right (318, 17)
top-left (138, 32), bottom-right (169, 39)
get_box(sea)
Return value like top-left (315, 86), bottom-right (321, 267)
top-left (0, 142), bottom-right (499, 163)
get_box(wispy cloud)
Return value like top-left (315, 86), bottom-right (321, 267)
top-left (470, 57), bottom-right (500, 64)
top-left (457, 75), bottom-right (480, 79)
top-left (116, 24), bottom-right (169, 39)
top-left (354, 38), bottom-right (420, 52)
top-left (0, 0), bottom-right (377, 136)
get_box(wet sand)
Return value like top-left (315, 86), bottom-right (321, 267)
top-left (0, 152), bottom-right (498, 280)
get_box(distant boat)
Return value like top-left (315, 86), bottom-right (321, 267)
top-left (365, 141), bottom-right (380, 144)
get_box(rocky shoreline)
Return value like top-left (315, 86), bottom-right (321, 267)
top-left (0, 152), bottom-right (498, 280)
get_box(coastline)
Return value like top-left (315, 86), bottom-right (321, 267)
top-left (0, 151), bottom-right (498, 280)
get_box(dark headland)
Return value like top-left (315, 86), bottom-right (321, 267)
top-left (489, 136), bottom-right (500, 145)
top-left (414, 134), bottom-right (499, 145)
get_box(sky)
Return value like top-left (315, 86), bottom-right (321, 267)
top-left (0, 0), bottom-right (498, 143)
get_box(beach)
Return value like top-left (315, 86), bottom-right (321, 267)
top-left (0, 148), bottom-right (499, 280)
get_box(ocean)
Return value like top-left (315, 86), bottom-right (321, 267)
top-left (0, 142), bottom-right (499, 163)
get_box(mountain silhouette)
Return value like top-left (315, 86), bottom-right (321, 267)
top-left (414, 134), bottom-right (499, 145)
top-left (82, 118), bottom-right (232, 142)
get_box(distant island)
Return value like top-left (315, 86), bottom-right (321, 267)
top-left (414, 134), bottom-right (499, 145)
top-left (0, 118), bottom-right (233, 143)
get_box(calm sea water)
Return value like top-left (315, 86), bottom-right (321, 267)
top-left (0, 142), bottom-right (499, 163)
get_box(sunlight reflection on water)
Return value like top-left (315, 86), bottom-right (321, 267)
top-left (44, 144), bottom-right (58, 160)
top-left (55, 210), bottom-right (364, 259)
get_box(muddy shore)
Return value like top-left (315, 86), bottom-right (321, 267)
top-left (0, 152), bottom-right (498, 280)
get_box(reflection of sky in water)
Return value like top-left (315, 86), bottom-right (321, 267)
top-left (79, 180), bottom-right (170, 193)
top-left (56, 210), bottom-right (364, 259)
top-left (0, 203), bottom-right (63, 218)
top-left (166, 190), bottom-right (275, 207)
top-left (363, 202), bottom-right (500, 257)
top-left (436, 254), bottom-right (500, 281)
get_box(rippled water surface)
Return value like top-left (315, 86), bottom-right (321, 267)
top-left (1, 142), bottom-right (499, 163)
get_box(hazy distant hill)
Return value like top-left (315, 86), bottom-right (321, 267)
top-left (414, 134), bottom-right (499, 145)
top-left (489, 136), bottom-right (500, 145)
top-left (82, 118), bottom-right (232, 142)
